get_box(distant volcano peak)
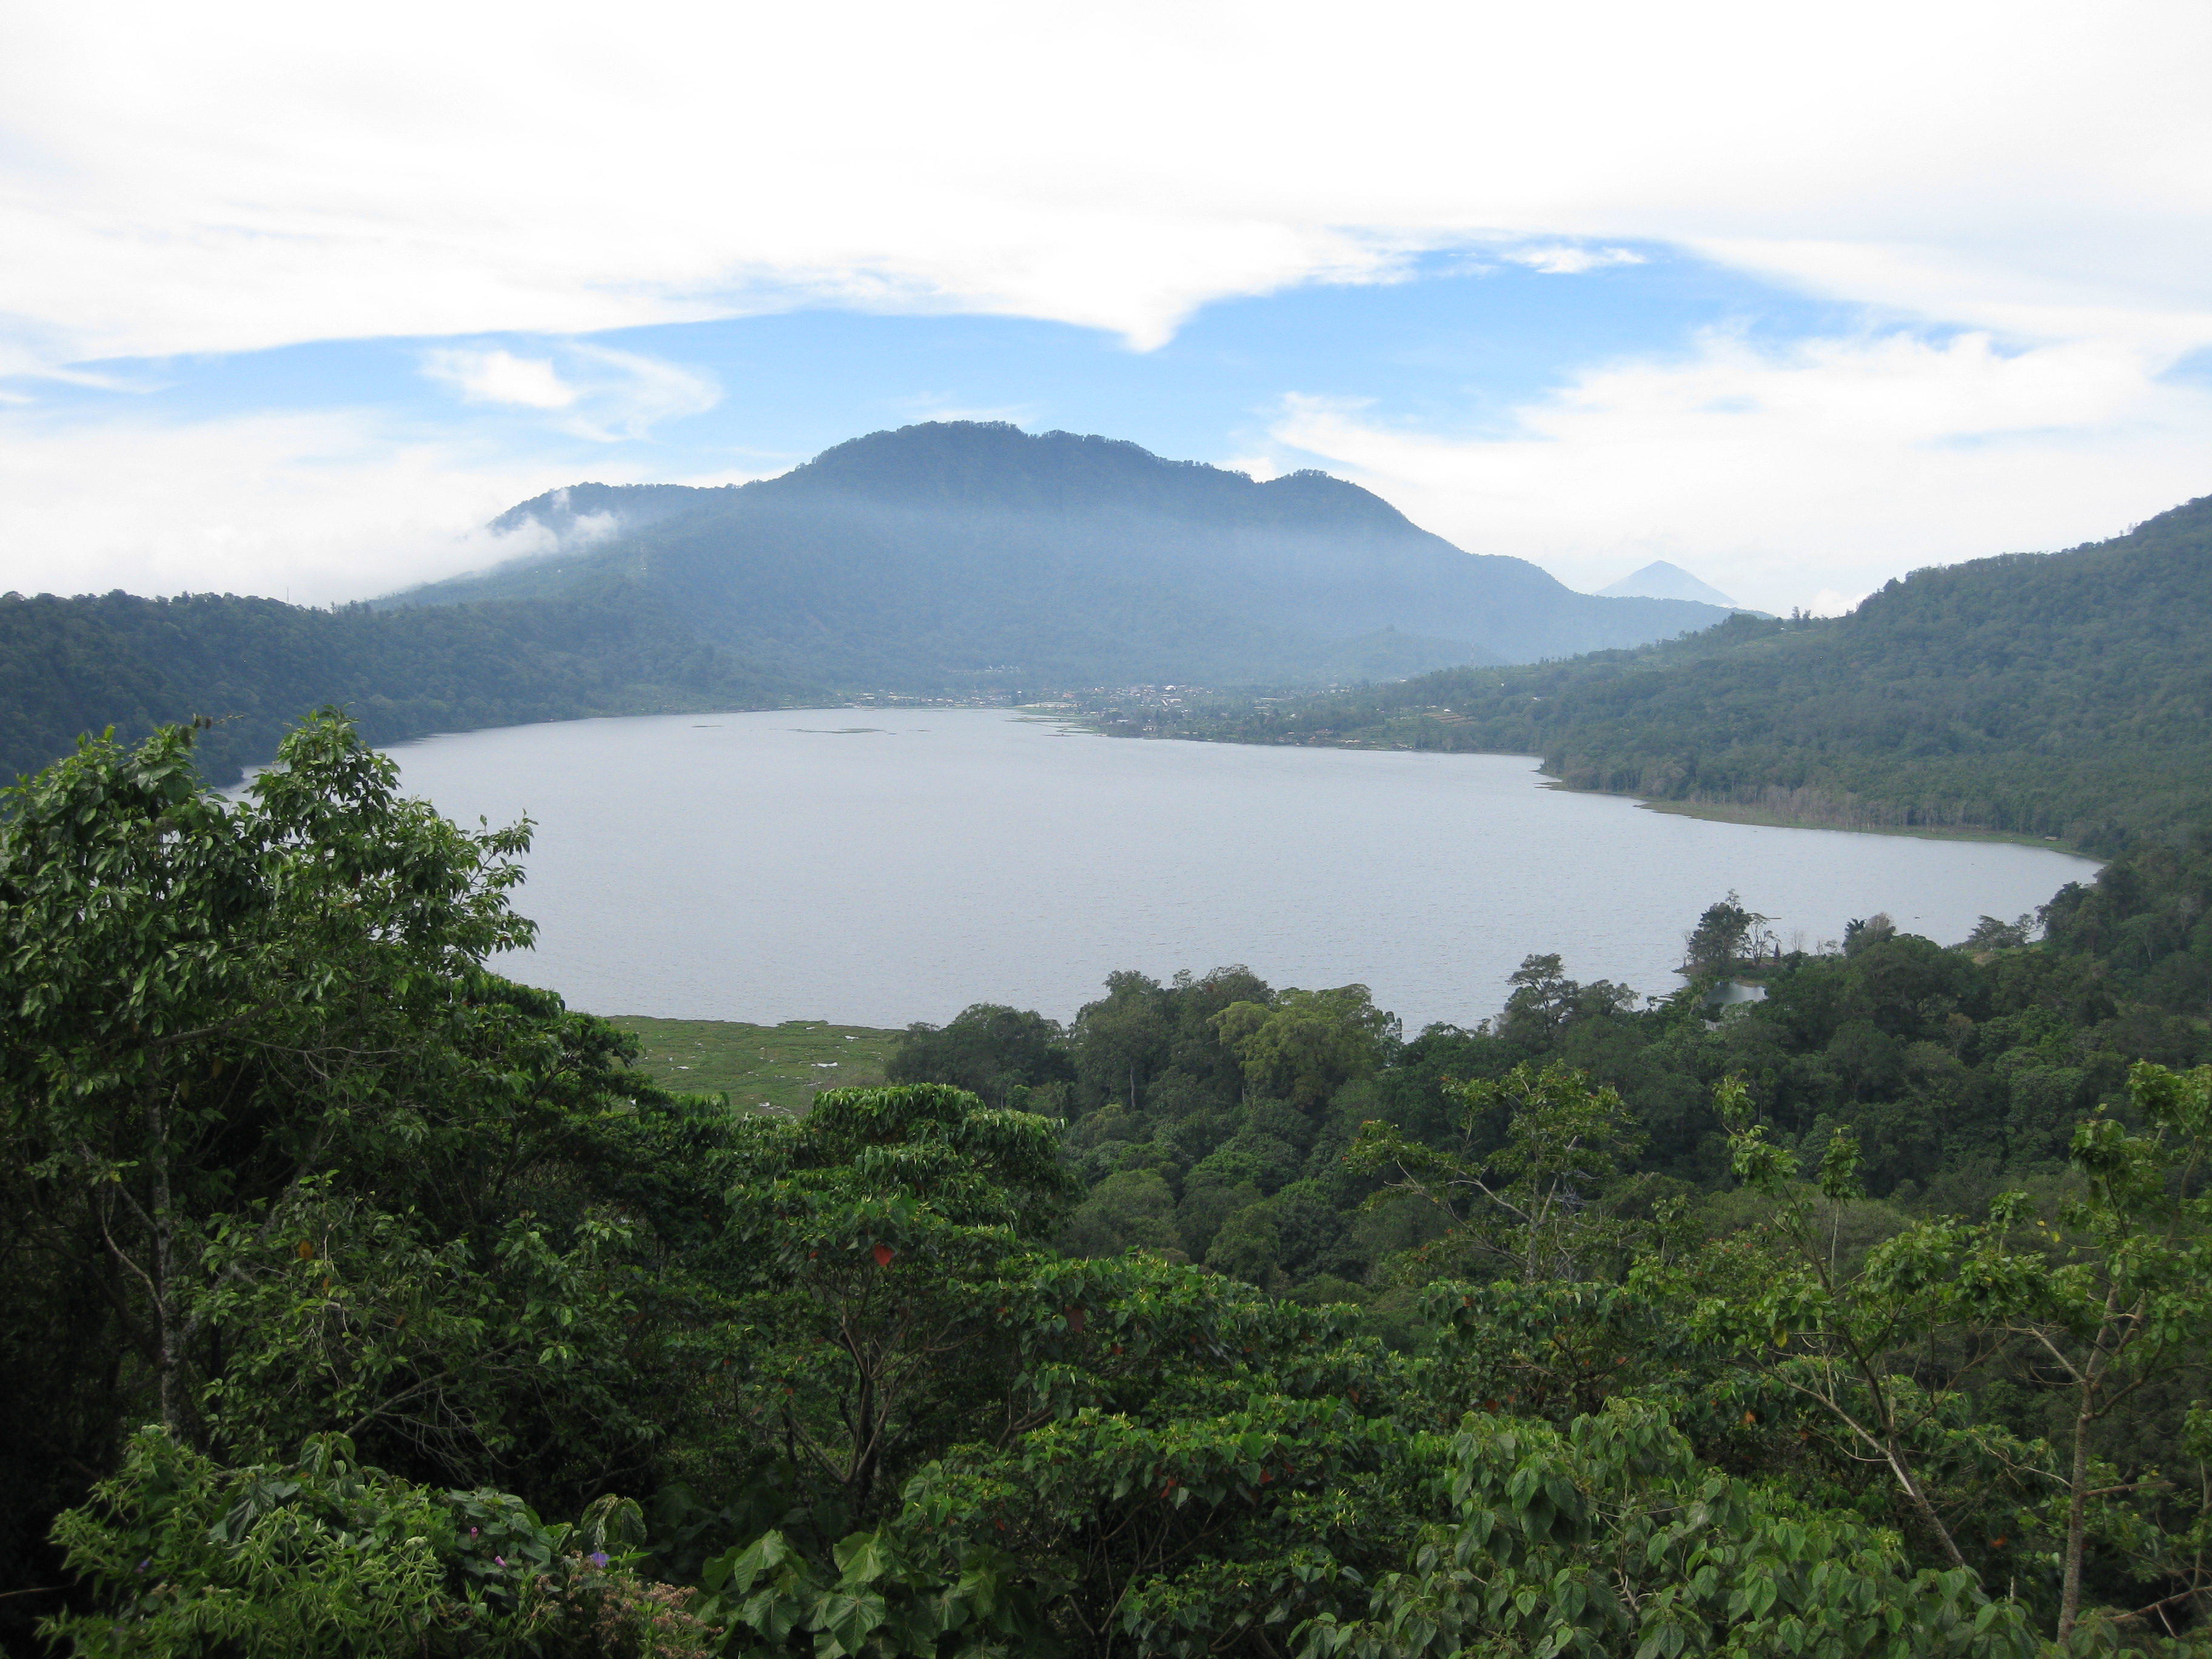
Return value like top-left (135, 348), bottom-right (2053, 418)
top-left (1597, 560), bottom-right (1741, 608)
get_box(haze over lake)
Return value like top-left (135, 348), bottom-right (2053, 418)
top-left (383, 709), bottom-right (2096, 1031)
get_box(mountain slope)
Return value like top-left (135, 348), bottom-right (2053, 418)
top-left (1182, 492), bottom-right (2212, 855)
top-left (1598, 560), bottom-right (1743, 607)
top-left (392, 423), bottom-right (1728, 688)
top-left (0, 583), bottom-right (806, 786)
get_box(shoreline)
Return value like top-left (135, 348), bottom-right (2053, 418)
top-left (1061, 714), bottom-right (2100, 861)
top-left (1599, 789), bottom-right (2099, 858)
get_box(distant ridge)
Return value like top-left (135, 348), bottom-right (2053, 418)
top-left (1598, 560), bottom-right (1744, 608)
top-left (0, 586), bottom-right (806, 788)
top-left (1183, 491), bottom-right (2212, 854)
top-left (389, 422), bottom-right (1730, 689)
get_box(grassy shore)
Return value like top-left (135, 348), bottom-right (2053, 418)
top-left (603, 1016), bottom-right (904, 1112)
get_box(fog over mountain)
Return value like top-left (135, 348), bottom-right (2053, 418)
top-left (390, 423), bottom-right (1729, 689)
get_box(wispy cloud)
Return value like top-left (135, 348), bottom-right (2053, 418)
top-left (418, 343), bottom-right (719, 440)
top-left (0, 408), bottom-right (616, 602)
top-left (1501, 246), bottom-right (1646, 275)
top-left (422, 348), bottom-right (577, 411)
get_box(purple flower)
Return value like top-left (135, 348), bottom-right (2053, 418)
top-left (494, 1555), bottom-right (506, 1567)
top-left (469, 1527), bottom-right (478, 1537)
top-left (587, 1551), bottom-right (609, 1569)
top-left (136, 1559), bottom-right (150, 1574)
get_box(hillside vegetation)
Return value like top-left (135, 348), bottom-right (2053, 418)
top-left (390, 422), bottom-right (1728, 688)
top-left (10, 712), bottom-right (2212, 1654)
top-left (0, 581), bottom-right (805, 785)
top-left (1179, 492), bottom-right (2212, 854)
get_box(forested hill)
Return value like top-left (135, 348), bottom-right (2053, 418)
top-left (387, 422), bottom-right (1728, 688)
top-left (1179, 490), bottom-right (2212, 855)
top-left (0, 581), bottom-right (803, 785)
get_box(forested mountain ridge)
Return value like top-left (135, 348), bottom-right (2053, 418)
top-left (1176, 490), bottom-right (2212, 855)
top-left (0, 581), bottom-right (805, 785)
top-left (387, 422), bottom-right (1730, 688)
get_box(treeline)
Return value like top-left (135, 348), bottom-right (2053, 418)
top-left (1176, 491), bottom-right (2212, 855)
top-left (7, 714), bottom-right (2212, 1655)
top-left (0, 578), bottom-right (806, 786)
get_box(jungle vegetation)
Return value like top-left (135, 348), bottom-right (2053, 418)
top-left (7, 712), bottom-right (2212, 1655)
top-left (0, 581), bottom-right (805, 787)
top-left (1174, 491), bottom-right (2212, 856)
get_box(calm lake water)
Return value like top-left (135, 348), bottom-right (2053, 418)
top-left (378, 709), bottom-right (2097, 1031)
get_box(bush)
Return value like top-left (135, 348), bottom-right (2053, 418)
top-left (42, 1428), bottom-right (714, 1658)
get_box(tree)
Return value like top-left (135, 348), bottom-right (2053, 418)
top-left (885, 1004), bottom-right (1074, 1111)
top-left (714, 1082), bottom-right (1076, 1524)
top-left (0, 713), bottom-right (539, 1440)
top-left (1687, 1076), bottom-right (1999, 1572)
top-left (703, 1253), bottom-right (1406, 1659)
top-left (1060, 1169), bottom-right (1182, 1258)
top-left (1491, 954), bottom-right (1637, 1048)
top-left (1213, 985), bottom-right (1399, 1110)
top-left (1348, 1062), bottom-right (1645, 1284)
top-left (1, 713), bottom-right (708, 1630)
top-left (1073, 972), bottom-right (1173, 1113)
top-left (1684, 890), bottom-right (1771, 977)
top-left (42, 1427), bottom-right (713, 1657)
top-left (1952, 1061), bottom-right (2212, 1641)
top-left (1296, 1399), bottom-right (2037, 1659)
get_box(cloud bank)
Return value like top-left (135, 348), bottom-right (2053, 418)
top-left (5, 0), bottom-right (2209, 363)
top-left (1272, 327), bottom-right (2212, 611)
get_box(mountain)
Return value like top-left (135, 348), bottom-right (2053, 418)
top-left (0, 585), bottom-right (807, 787)
top-left (1180, 491), bottom-right (2212, 855)
top-left (389, 423), bottom-right (1729, 688)
top-left (1597, 559), bottom-right (1744, 608)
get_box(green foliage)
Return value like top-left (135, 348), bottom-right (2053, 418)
top-left (1188, 491), bottom-right (2212, 853)
top-left (1299, 1399), bottom-right (2039, 1659)
top-left (22, 712), bottom-right (2212, 1654)
top-left (41, 1427), bottom-right (713, 1657)
top-left (885, 1005), bottom-right (1075, 1111)
top-left (0, 713), bottom-right (731, 1640)
top-left (1349, 1062), bottom-right (1647, 1284)
top-left (0, 582), bottom-right (803, 786)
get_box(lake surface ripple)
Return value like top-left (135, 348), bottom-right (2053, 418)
top-left (381, 709), bottom-right (2097, 1030)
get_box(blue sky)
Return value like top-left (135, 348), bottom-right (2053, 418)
top-left (15, 244), bottom-right (1860, 495)
top-left (5, 1), bottom-right (2211, 614)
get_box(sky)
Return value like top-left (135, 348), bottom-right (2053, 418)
top-left (4, 0), bottom-right (2211, 616)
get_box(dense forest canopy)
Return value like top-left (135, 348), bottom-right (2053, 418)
top-left (9, 711), bottom-right (2212, 1655)
top-left (1176, 492), bottom-right (2212, 856)
top-left (386, 423), bottom-right (1729, 689)
top-left (0, 583), bottom-right (805, 786)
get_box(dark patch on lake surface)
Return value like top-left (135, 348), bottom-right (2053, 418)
top-left (381, 709), bottom-right (2097, 1029)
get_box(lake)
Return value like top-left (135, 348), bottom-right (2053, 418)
top-left (379, 709), bottom-right (2097, 1031)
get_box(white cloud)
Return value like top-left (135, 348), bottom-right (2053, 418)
top-left (1503, 246), bottom-right (1646, 275)
top-left (2, 1), bottom-right (2209, 362)
top-left (422, 349), bottom-right (577, 411)
top-left (1270, 328), bottom-right (2212, 613)
top-left (0, 409), bottom-right (665, 603)
top-left (419, 342), bottom-right (719, 440)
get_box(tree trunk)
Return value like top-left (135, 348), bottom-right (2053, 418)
top-left (2057, 1395), bottom-right (2095, 1641)
top-left (147, 1098), bottom-right (192, 1441)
